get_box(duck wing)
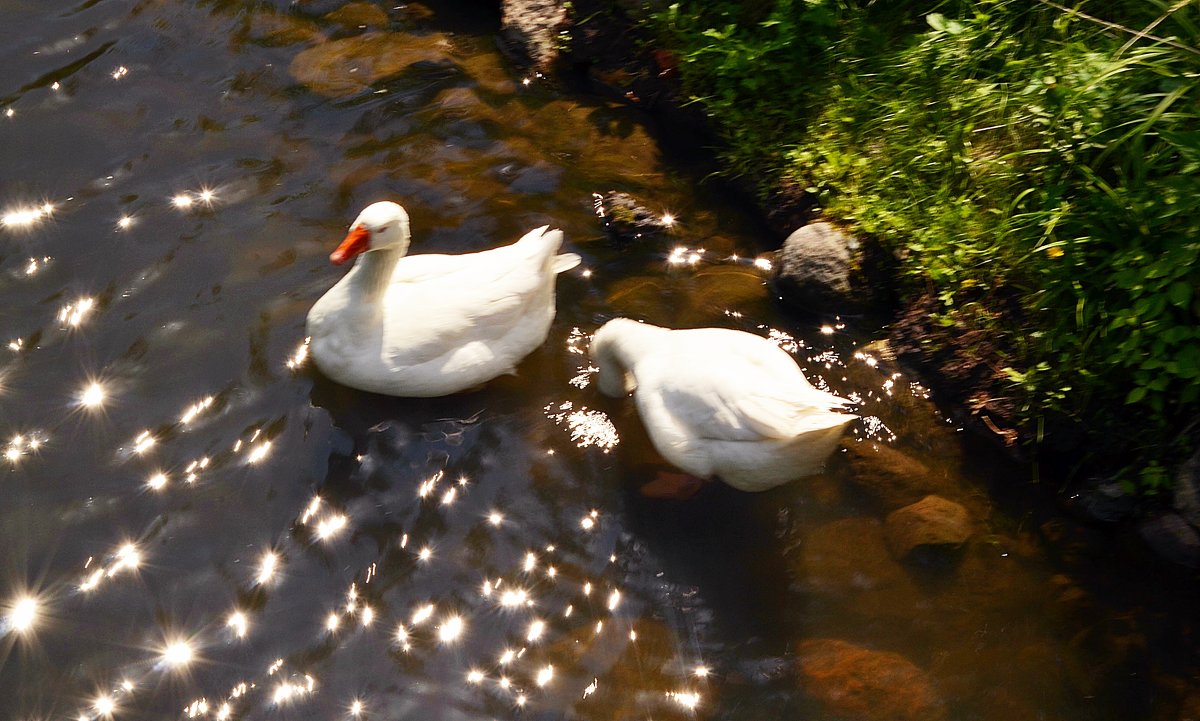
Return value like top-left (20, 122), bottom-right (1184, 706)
top-left (379, 228), bottom-right (569, 369)
top-left (646, 330), bottom-right (854, 442)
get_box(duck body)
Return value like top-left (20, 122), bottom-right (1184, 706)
top-left (307, 202), bottom-right (580, 397)
top-left (590, 318), bottom-right (856, 492)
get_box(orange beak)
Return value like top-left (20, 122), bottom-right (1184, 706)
top-left (330, 225), bottom-right (370, 265)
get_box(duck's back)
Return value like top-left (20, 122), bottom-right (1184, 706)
top-left (373, 227), bottom-right (577, 395)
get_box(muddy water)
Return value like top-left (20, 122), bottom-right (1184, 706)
top-left (0, 1), bottom-right (1194, 719)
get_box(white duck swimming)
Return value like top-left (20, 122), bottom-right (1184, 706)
top-left (590, 318), bottom-right (856, 494)
top-left (306, 201), bottom-right (580, 397)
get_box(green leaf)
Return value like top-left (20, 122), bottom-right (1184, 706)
top-left (926, 13), bottom-right (946, 31)
top-left (1126, 386), bottom-right (1147, 404)
top-left (1169, 281), bottom-right (1193, 309)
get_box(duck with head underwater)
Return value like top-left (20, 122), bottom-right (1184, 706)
top-left (590, 318), bottom-right (857, 499)
top-left (306, 201), bottom-right (580, 397)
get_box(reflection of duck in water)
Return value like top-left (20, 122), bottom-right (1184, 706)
top-left (590, 318), bottom-right (856, 498)
top-left (307, 202), bottom-right (580, 397)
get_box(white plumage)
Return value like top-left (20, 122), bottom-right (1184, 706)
top-left (307, 202), bottom-right (580, 396)
top-left (590, 318), bottom-right (856, 491)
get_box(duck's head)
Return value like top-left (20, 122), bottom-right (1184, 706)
top-left (330, 201), bottom-right (411, 265)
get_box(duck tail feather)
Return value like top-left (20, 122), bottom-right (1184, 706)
top-left (553, 252), bottom-right (582, 273)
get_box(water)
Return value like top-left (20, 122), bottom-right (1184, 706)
top-left (1, 1), bottom-right (1195, 719)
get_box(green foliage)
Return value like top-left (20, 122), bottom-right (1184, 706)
top-left (650, 0), bottom-right (1200, 490)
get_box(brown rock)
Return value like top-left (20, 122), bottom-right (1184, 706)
top-left (289, 32), bottom-right (447, 97)
top-left (796, 639), bottom-right (947, 721)
top-left (841, 439), bottom-right (947, 510)
top-left (323, 3), bottom-right (391, 29)
top-left (885, 495), bottom-right (972, 560)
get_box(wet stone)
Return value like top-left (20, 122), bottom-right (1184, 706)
top-left (499, 0), bottom-right (568, 69)
top-left (289, 31), bottom-right (448, 97)
top-left (323, 3), bottom-right (391, 30)
top-left (594, 190), bottom-right (673, 242)
top-left (796, 639), bottom-right (948, 721)
top-left (1138, 512), bottom-right (1200, 569)
top-left (885, 495), bottom-right (972, 561)
top-left (840, 439), bottom-right (950, 511)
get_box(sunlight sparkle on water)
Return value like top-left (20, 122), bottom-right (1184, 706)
top-left (350, 699), bottom-right (364, 717)
top-left (526, 619), bottom-right (545, 642)
top-left (437, 614), bottom-right (464, 643)
top-left (467, 669), bottom-right (485, 684)
top-left (488, 511), bottom-right (504, 526)
top-left (668, 690), bottom-right (701, 710)
top-left (227, 611), bottom-right (248, 638)
top-left (5, 595), bottom-right (40, 635)
top-left (411, 604), bottom-right (435, 626)
top-left (256, 551), bottom-right (280, 585)
top-left (146, 472), bottom-right (168, 491)
top-left (117, 215), bottom-right (134, 230)
top-left (162, 639), bottom-right (195, 669)
top-left (315, 513), bottom-right (348, 541)
top-left (246, 440), bottom-right (272, 464)
top-left (1, 203), bottom-right (53, 229)
top-left (179, 395), bottom-right (214, 424)
top-left (172, 194), bottom-right (193, 209)
top-left (79, 381), bottom-right (107, 409)
top-left (536, 665), bottom-right (554, 687)
top-left (133, 430), bottom-right (156, 454)
top-left (94, 694), bottom-right (116, 717)
top-left (607, 589), bottom-right (621, 611)
top-left (59, 297), bottom-right (95, 327)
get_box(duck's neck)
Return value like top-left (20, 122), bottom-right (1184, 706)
top-left (346, 248), bottom-right (402, 308)
top-left (593, 320), bottom-right (660, 397)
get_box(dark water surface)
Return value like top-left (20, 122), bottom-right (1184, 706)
top-left (1, 1), bottom-right (1196, 719)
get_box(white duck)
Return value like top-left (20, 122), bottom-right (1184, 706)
top-left (306, 201), bottom-right (580, 397)
top-left (590, 318), bottom-right (856, 494)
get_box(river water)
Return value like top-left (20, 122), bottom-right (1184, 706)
top-left (1, 1), bottom-right (1195, 719)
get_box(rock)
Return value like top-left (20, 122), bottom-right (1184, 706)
top-left (288, 32), bottom-right (447, 98)
top-left (499, 0), bottom-right (568, 70)
top-left (593, 191), bottom-right (673, 242)
top-left (796, 639), bottom-right (947, 721)
top-left (884, 495), bottom-right (972, 560)
top-left (323, 3), bottom-right (391, 30)
top-left (1174, 446), bottom-right (1200, 529)
top-left (1063, 476), bottom-right (1137, 524)
top-left (840, 439), bottom-right (948, 511)
top-left (771, 222), bottom-right (856, 310)
top-left (1137, 512), bottom-right (1200, 568)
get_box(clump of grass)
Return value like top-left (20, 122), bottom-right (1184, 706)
top-left (652, 0), bottom-right (1200, 491)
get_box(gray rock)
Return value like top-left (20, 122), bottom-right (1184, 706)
top-left (500, 0), bottom-right (568, 70)
top-left (1174, 446), bottom-right (1200, 528)
top-left (884, 495), bottom-right (973, 560)
top-left (1138, 512), bottom-right (1200, 568)
top-left (771, 222), bottom-right (857, 310)
top-left (1066, 477), bottom-right (1137, 524)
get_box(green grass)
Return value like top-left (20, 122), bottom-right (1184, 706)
top-left (650, 0), bottom-right (1200, 491)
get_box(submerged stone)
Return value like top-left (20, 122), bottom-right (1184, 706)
top-left (594, 191), bottom-right (674, 242)
top-left (884, 495), bottom-right (972, 561)
top-left (796, 639), bottom-right (947, 721)
top-left (323, 3), bottom-right (391, 30)
top-left (289, 31), bottom-right (448, 97)
top-left (840, 439), bottom-right (949, 511)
